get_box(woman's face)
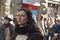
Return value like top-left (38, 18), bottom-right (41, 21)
top-left (17, 10), bottom-right (28, 25)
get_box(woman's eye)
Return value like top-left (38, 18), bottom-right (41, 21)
top-left (21, 15), bottom-right (26, 17)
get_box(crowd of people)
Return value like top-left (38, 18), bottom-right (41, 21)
top-left (38, 13), bottom-right (60, 40)
top-left (0, 8), bottom-right (43, 40)
top-left (0, 8), bottom-right (60, 40)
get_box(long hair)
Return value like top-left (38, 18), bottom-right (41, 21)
top-left (16, 8), bottom-right (39, 32)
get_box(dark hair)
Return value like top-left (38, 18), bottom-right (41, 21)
top-left (4, 16), bottom-right (12, 21)
top-left (18, 8), bottom-right (32, 19)
top-left (17, 8), bottom-right (39, 32)
top-left (18, 8), bottom-right (35, 23)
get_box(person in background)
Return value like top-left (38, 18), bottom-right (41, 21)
top-left (50, 19), bottom-right (60, 40)
top-left (0, 16), bottom-right (14, 40)
top-left (13, 8), bottom-right (43, 40)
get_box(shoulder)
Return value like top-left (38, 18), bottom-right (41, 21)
top-left (9, 24), bottom-right (15, 30)
top-left (28, 32), bottom-right (43, 40)
top-left (9, 24), bottom-right (14, 27)
top-left (9, 24), bottom-right (14, 28)
top-left (0, 24), bottom-right (5, 31)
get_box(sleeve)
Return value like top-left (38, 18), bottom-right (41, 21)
top-left (0, 26), bottom-right (5, 40)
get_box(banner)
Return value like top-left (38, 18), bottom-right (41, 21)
top-left (22, 0), bottom-right (41, 6)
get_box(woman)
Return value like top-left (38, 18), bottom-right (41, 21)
top-left (14, 8), bottom-right (43, 40)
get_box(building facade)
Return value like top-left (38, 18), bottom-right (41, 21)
top-left (0, 0), bottom-right (22, 17)
top-left (10, 0), bottom-right (22, 16)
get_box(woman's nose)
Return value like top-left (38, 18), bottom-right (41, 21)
top-left (19, 17), bottom-right (21, 19)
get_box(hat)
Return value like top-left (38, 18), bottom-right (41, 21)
top-left (4, 16), bottom-right (12, 21)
